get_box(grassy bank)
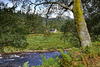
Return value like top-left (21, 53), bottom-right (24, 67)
top-left (26, 33), bottom-right (73, 50)
top-left (1, 33), bottom-right (71, 52)
top-left (2, 33), bottom-right (100, 53)
top-left (22, 42), bottom-right (100, 67)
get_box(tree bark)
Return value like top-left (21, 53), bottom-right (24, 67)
top-left (73, 0), bottom-right (92, 47)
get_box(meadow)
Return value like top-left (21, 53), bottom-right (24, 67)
top-left (2, 33), bottom-right (78, 52)
top-left (26, 33), bottom-right (72, 50)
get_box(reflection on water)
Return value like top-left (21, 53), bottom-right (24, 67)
top-left (0, 51), bottom-right (67, 67)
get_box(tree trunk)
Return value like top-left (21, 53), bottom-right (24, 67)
top-left (73, 0), bottom-right (92, 47)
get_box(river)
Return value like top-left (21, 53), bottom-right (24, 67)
top-left (0, 51), bottom-right (67, 67)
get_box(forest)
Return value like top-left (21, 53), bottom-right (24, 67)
top-left (0, 0), bottom-right (100, 67)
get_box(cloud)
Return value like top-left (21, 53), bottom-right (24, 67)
top-left (37, 4), bottom-right (74, 19)
top-left (0, 0), bottom-right (74, 19)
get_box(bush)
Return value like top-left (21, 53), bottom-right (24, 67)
top-left (36, 46), bottom-right (43, 50)
top-left (22, 61), bottom-right (29, 67)
top-left (59, 44), bottom-right (100, 67)
top-left (3, 46), bottom-right (17, 52)
top-left (38, 55), bottom-right (60, 67)
top-left (59, 47), bottom-right (82, 67)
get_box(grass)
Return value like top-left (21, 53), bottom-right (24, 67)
top-left (26, 33), bottom-right (72, 50)
top-left (2, 33), bottom-right (100, 52)
top-left (1, 33), bottom-right (74, 52)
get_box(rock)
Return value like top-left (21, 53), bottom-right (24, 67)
top-left (0, 54), bottom-right (2, 56)
top-left (0, 54), bottom-right (2, 59)
top-left (0, 57), bottom-right (2, 59)
top-left (9, 54), bottom-right (20, 58)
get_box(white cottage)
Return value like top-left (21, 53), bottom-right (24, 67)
top-left (46, 29), bottom-right (58, 33)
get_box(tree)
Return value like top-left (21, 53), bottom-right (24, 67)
top-left (82, 0), bottom-right (100, 41)
top-left (73, 0), bottom-right (92, 47)
top-left (61, 19), bottom-right (80, 47)
top-left (34, 0), bottom-right (92, 47)
top-left (25, 13), bottom-right (45, 34)
top-left (8, 0), bottom-right (92, 47)
top-left (0, 3), bottom-right (28, 49)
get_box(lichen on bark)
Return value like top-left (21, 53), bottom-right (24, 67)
top-left (73, 0), bottom-right (92, 47)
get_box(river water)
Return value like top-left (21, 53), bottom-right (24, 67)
top-left (0, 51), bottom-right (67, 67)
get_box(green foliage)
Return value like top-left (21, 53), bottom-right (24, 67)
top-left (46, 19), bottom-right (64, 31)
top-left (47, 47), bottom-right (57, 50)
top-left (22, 61), bottom-right (29, 67)
top-left (26, 14), bottom-right (45, 34)
top-left (37, 55), bottom-right (60, 67)
top-left (27, 46), bottom-right (34, 50)
top-left (60, 19), bottom-right (75, 32)
top-left (21, 55), bottom-right (60, 67)
top-left (78, 63), bottom-right (85, 67)
top-left (26, 33), bottom-right (72, 50)
top-left (0, 5), bottom-right (28, 49)
top-left (92, 41), bottom-right (100, 56)
top-left (3, 46), bottom-right (16, 52)
top-left (60, 47), bottom-right (81, 67)
top-left (83, 46), bottom-right (91, 54)
top-left (85, 1), bottom-right (100, 42)
top-left (21, 44), bottom-right (100, 67)
top-left (57, 45), bottom-right (63, 49)
top-left (36, 46), bottom-right (43, 50)
top-left (0, 3), bottom-right (46, 51)
top-left (60, 19), bottom-right (80, 47)
top-left (44, 32), bottom-right (51, 38)
top-left (19, 61), bottom-right (29, 67)
top-left (59, 43), bottom-right (100, 67)
top-left (91, 34), bottom-right (100, 42)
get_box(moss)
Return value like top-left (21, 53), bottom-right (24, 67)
top-left (73, 0), bottom-right (84, 20)
top-left (73, 0), bottom-right (86, 30)
top-left (73, 0), bottom-right (92, 47)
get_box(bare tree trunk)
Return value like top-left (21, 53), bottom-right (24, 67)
top-left (73, 0), bottom-right (92, 47)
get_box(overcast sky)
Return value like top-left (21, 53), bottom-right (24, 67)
top-left (0, 0), bottom-right (74, 19)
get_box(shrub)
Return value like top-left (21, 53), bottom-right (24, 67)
top-left (36, 46), bottom-right (43, 50)
top-left (59, 47), bottom-right (82, 67)
top-left (3, 46), bottom-right (17, 52)
top-left (59, 44), bottom-right (100, 67)
top-left (37, 55), bottom-right (60, 67)
top-left (19, 61), bottom-right (29, 67)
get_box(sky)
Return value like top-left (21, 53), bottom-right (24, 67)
top-left (0, 0), bottom-right (13, 7)
top-left (41, 10), bottom-right (74, 18)
top-left (0, 0), bottom-right (74, 19)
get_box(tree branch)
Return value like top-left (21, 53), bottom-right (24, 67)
top-left (68, 1), bottom-right (73, 7)
top-left (31, 1), bottom-right (73, 14)
top-left (46, 3), bottom-right (53, 18)
top-left (65, 1), bottom-right (73, 12)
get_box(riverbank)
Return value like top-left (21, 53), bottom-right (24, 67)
top-left (0, 48), bottom-right (71, 55)
top-left (1, 33), bottom-right (75, 53)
